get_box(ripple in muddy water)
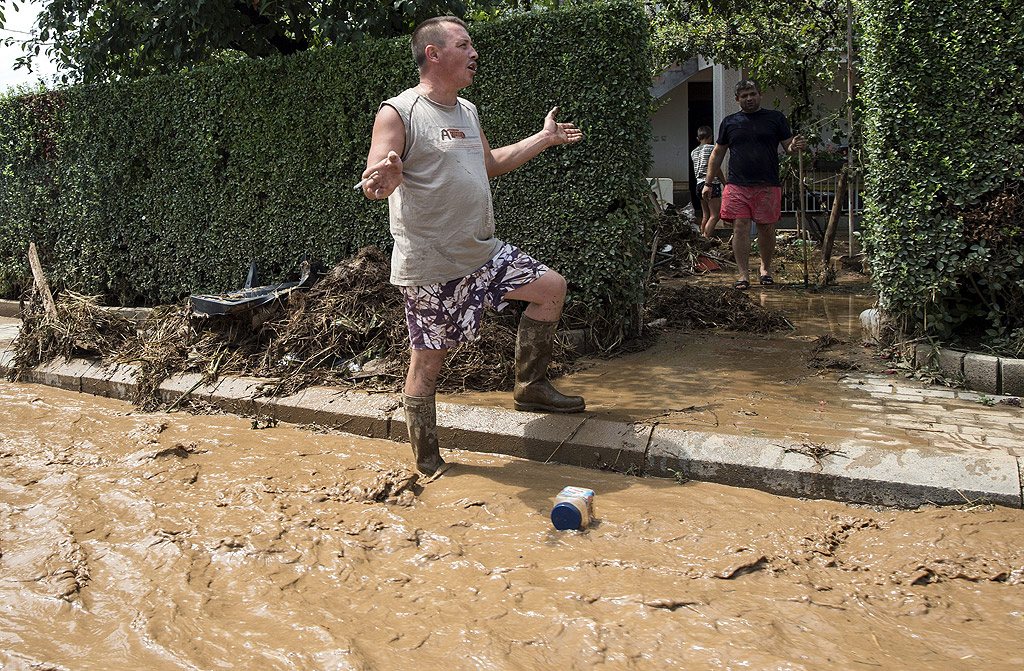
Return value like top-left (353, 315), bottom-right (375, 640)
top-left (1, 381), bottom-right (1022, 670)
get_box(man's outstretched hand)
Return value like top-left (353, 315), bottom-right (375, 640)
top-left (362, 151), bottom-right (403, 199)
top-left (543, 107), bottom-right (583, 146)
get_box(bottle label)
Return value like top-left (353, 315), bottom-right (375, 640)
top-left (557, 486), bottom-right (595, 521)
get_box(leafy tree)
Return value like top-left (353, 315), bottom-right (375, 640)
top-left (0, 0), bottom-right (497, 83)
top-left (652, 0), bottom-right (854, 133)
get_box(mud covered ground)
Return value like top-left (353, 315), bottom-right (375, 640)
top-left (1, 381), bottom-right (1022, 670)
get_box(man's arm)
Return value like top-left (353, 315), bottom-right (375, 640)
top-left (482, 107), bottom-right (582, 178)
top-left (702, 143), bottom-right (728, 193)
top-left (362, 105), bottom-right (407, 200)
top-left (780, 134), bottom-right (808, 155)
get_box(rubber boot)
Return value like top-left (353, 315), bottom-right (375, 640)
top-left (403, 393), bottom-right (445, 476)
top-left (513, 314), bottom-right (585, 413)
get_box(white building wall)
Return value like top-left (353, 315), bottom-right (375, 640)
top-left (713, 65), bottom-right (742, 138)
top-left (650, 91), bottom-right (690, 184)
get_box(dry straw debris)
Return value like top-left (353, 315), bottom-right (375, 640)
top-left (10, 247), bottom-right (579, 409)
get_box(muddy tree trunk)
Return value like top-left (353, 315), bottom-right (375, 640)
top-left (820, 168), bottom-right (850, 269)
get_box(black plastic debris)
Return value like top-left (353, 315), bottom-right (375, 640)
top-left (189, 259), bottom-right (315, 316)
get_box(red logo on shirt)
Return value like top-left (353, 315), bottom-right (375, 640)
top-left (440, 128), bottom-right (466, 140)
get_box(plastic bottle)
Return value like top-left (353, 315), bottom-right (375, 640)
top-left (551, 486), bottom-right (595, 530)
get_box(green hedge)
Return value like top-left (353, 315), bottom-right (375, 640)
top-left (860, 0), bottom-right (1024, 348)
top-left (0, 2), bottom-right (652, 336)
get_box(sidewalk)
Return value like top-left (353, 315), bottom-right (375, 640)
top-left (1, 286), bottom-right (1021, 509)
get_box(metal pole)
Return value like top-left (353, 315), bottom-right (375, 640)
top-left (847, 0), bottom-right (856, 256)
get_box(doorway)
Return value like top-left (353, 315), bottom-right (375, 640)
top-left (687, 81), bottom-right (714, 207)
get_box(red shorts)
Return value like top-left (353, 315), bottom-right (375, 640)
top-left (720, 184), bottom-right (782, 224)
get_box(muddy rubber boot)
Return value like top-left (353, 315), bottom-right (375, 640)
top-left (513, 315), bottom-right (585, 413)
top-left (403, 393), bottom-right (445, 476)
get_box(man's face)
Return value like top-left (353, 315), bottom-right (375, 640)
top-left (735, 87), bottom-right (762, 113)
top-left (434, 23), bottom-right (478, 89)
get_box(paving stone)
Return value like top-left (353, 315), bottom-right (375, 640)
top-left (876, 411), bottom-right (917, 422)
top-left (881, 401), bottom-right (931, 410)
top-left (859, 384), bottom-right (897, 393)
top-left (888, 394), bottom-right (927, 402)
top-left (977, 428), bottom-right (1019, 440)
top-left (915, 423), bottom-right (961, 433)
top-left (955, 426), bottom-right (992, 436)
top-left (849, 403), bottom-right (882, 411)
top-left (963, 352), bottom-right (1000, 394)
top-left (928, 440), bottom-right (974, 451)
top-left (913, 388), bottom-right (957, 399)
top-left (967, 409), bottom-right (1020, 422)
top-left (983, 436), bottom-right (1021, 449)
top-left (1000, 357), bottom-right (1024, 396)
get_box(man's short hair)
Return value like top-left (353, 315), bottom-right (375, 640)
top-left (735, 79), bottom-right (761, 96)
top-left (411, 16), bottom-right (468, 68)
top-left (697, 125), bottom-right (714, 141)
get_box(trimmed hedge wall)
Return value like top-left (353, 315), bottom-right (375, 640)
top-left (860, 0), bottom-right (1024, 347)
top-left (0, 2), bottom-right (652, 335)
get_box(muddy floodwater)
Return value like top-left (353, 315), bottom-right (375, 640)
top-left (2, 381), bottom-right (1023, 670)
top-left (456, 288), bottom-right (912, 447)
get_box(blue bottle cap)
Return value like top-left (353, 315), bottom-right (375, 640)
top-left (551, 502), bottom-right (582, 530)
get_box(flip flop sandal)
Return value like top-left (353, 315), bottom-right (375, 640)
top-left (760, 275), bottom-right (775, 286)
top-left (734, 280), bottom-right (750, 290)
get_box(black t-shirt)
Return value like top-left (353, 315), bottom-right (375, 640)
top-left (716, 109), bottom-right (793, 187)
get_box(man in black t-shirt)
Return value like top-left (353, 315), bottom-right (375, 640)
top-left (702, 79), bottom-right (806, 289)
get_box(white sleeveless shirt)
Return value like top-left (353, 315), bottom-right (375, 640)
top-left (383, 88), bottom-right (502, 286)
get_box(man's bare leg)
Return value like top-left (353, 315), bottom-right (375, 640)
top-left (732, 218), bottom-right (752, 285)
top-left (503, 269), bottom-right (566, 321)
top-left (706, 197), bottom-right (722, 238)
top-left (756, 221), bottom-right (776, 281)
top-left (405, 348), bottom-right (446, 396)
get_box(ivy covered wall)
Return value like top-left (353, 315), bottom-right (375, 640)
top-left (860, 0), bottom-right (1024, 351)
top-left (0, 2), bottom-right (652, 336)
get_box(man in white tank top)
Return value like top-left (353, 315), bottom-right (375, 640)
top-left (361, 16), bottom-right (585, 477)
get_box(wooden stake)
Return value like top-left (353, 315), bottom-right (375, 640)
top-left (27, 242), bottom-right (56, 318)
top-left (798, 151), bottom-right (809, 287)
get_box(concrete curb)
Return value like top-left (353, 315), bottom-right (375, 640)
top-left (3, 354), bottom-right (1021, 510)
top-left (911, 342), bottom-right (1024, 397)
top-left (0, 299), bottom-right (20, 319)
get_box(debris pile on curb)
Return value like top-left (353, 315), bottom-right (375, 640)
top-left (9, 246), bottom-right (798, 410)
top-left (9, 247), bottom-right (582, 408)
top-left (13, 291), bottom-right (135, 370)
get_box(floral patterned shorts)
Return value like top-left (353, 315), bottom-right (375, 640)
top-left (399, 243), bottom-right (549, 350)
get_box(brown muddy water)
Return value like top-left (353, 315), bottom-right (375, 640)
top-left (2, 381), bottom-right (1023, 670)
top-left (456, 287), bottom-right (906, 446)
